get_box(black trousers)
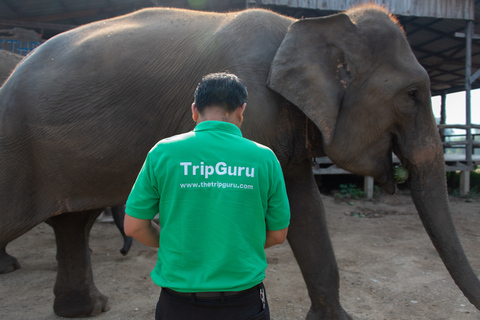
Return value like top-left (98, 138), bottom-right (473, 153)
top-left (155, 283), bottom-right (270, 320)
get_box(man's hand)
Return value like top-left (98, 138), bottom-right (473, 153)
top-left (265, 227), bottom-right (288, 248)
top-left (124, 214), bottom-right (161, 248)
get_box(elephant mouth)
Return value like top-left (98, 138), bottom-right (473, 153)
top-left (369, 139), bottom-right (400, 195)
top-left (374, 153), bottom-right (397, 194)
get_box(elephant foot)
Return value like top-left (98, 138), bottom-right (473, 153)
top-left (306, 307), bottom-right (353, 320)
top-left (0, 247), bottom-right (20, 273)
top-left (54, 289), bottom-right (110, 318)
top-left (50, 210), bottom-right (109, 318)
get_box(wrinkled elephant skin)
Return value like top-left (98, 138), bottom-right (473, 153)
top-left (0, 5), bottom-right (478, 319)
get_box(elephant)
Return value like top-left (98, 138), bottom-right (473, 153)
top-left (2, 55), bottom-right (133, 263)
top-left (0, 4), bottom-right (479, 319)
top-left (0, 50), bottom-right (133, 260)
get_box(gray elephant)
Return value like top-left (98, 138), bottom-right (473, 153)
top-left (0, 5), bottom-right (478, 319)
top-left (0, 50), bottom-right (132, 259)
top-left (0, 50), bottom-right (22, 84)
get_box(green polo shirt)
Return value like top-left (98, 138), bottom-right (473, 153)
top-left (126, 121), bottom-right (290, 292)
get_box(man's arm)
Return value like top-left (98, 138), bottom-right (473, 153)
top-left (124, 214), bottom-right (161, 248)
top-left (265, 227), bottom-right (288, 248)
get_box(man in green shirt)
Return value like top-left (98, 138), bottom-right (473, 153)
top-left (125, 72), bottom-right (290, 320)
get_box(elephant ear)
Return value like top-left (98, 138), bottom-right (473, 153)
top-left (267, 13), bottom-right (358, 146)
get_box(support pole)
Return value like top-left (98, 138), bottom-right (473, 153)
top-left (460, 171), bottom-right (471, 197)
top-left (462, 20), bottom-right (473, 195)
top-left (364, 176), bottom-right (374, 199)
top-left (465, 20), bottom-right (473, 170)
top-left (439, 91), bottom-right (446, 149)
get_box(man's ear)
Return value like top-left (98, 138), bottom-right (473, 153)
top-left (191, 103), bottom-right (199, 122)
top-left (237, 103), bottom-right (246, 122)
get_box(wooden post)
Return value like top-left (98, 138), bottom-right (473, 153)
top-left (364, 176), bottom-right (374, 199)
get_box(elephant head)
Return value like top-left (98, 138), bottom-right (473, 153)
top-left (268, 5), bottom-right (480, 310)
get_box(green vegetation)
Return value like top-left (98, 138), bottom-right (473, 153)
top-left (339, 183), bottom-right (364, 199)
top-left (446, 165), bottom-right (480, 199)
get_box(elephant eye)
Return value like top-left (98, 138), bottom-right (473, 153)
top-left (408, 90), bottom-right (418, 102)
top-left (394, 88), bottom-right (418, 114)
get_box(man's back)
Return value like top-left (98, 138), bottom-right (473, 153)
top-left (127, 121), bottom-right (289, 292)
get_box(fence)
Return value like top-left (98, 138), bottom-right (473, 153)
top-left (312, 126), bottom-right (480, 198)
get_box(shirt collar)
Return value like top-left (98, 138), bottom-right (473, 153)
top-left (194, 121), bottom-right (243, 137)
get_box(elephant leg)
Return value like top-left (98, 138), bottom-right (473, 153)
top-left (0, 246), bottom-right (20, 273)
top-left (49, 209), bottom-right (110, 317)
top-left (286, 161), bottom-right (352, 320)
top-left (111, 205), bottom-right (133, 255)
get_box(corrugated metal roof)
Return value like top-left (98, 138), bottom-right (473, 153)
top-left (259, 0), bottom-right (475, 20)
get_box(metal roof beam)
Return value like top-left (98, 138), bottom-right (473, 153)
top-left (403, 17), bottom-right (437, 37)
top-left (409, 21), bottom-right (468, 42)
top-left (417, 46), bottom-right (466, 74)
top-left (428, 68), bottom-right (465, 79)
top-left (413, 47), bottom-right (464, 64)
top-left (413, 40), bottom-right (480, 65)
top-left (413, 32), bottom-right (459, 50)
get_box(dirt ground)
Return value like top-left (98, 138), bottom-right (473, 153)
top-left (1, 193), bottom-right (479, 320)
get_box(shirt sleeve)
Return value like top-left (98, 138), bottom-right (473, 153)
top-left (125, 153), bottom-right (160, 220)
top-left (265, 156), bottom-right (290, 231)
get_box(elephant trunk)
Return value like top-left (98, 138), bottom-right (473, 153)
top-left (408, 155), bottom-right (480, 309)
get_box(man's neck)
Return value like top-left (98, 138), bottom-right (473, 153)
top-left (196, 106), bottom-right (242, 128)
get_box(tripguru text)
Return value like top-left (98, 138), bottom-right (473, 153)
top-left (180, 162), bottom-right (255, 179)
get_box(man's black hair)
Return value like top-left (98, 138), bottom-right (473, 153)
top-left (194, 72), bottom-right (248, 113)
